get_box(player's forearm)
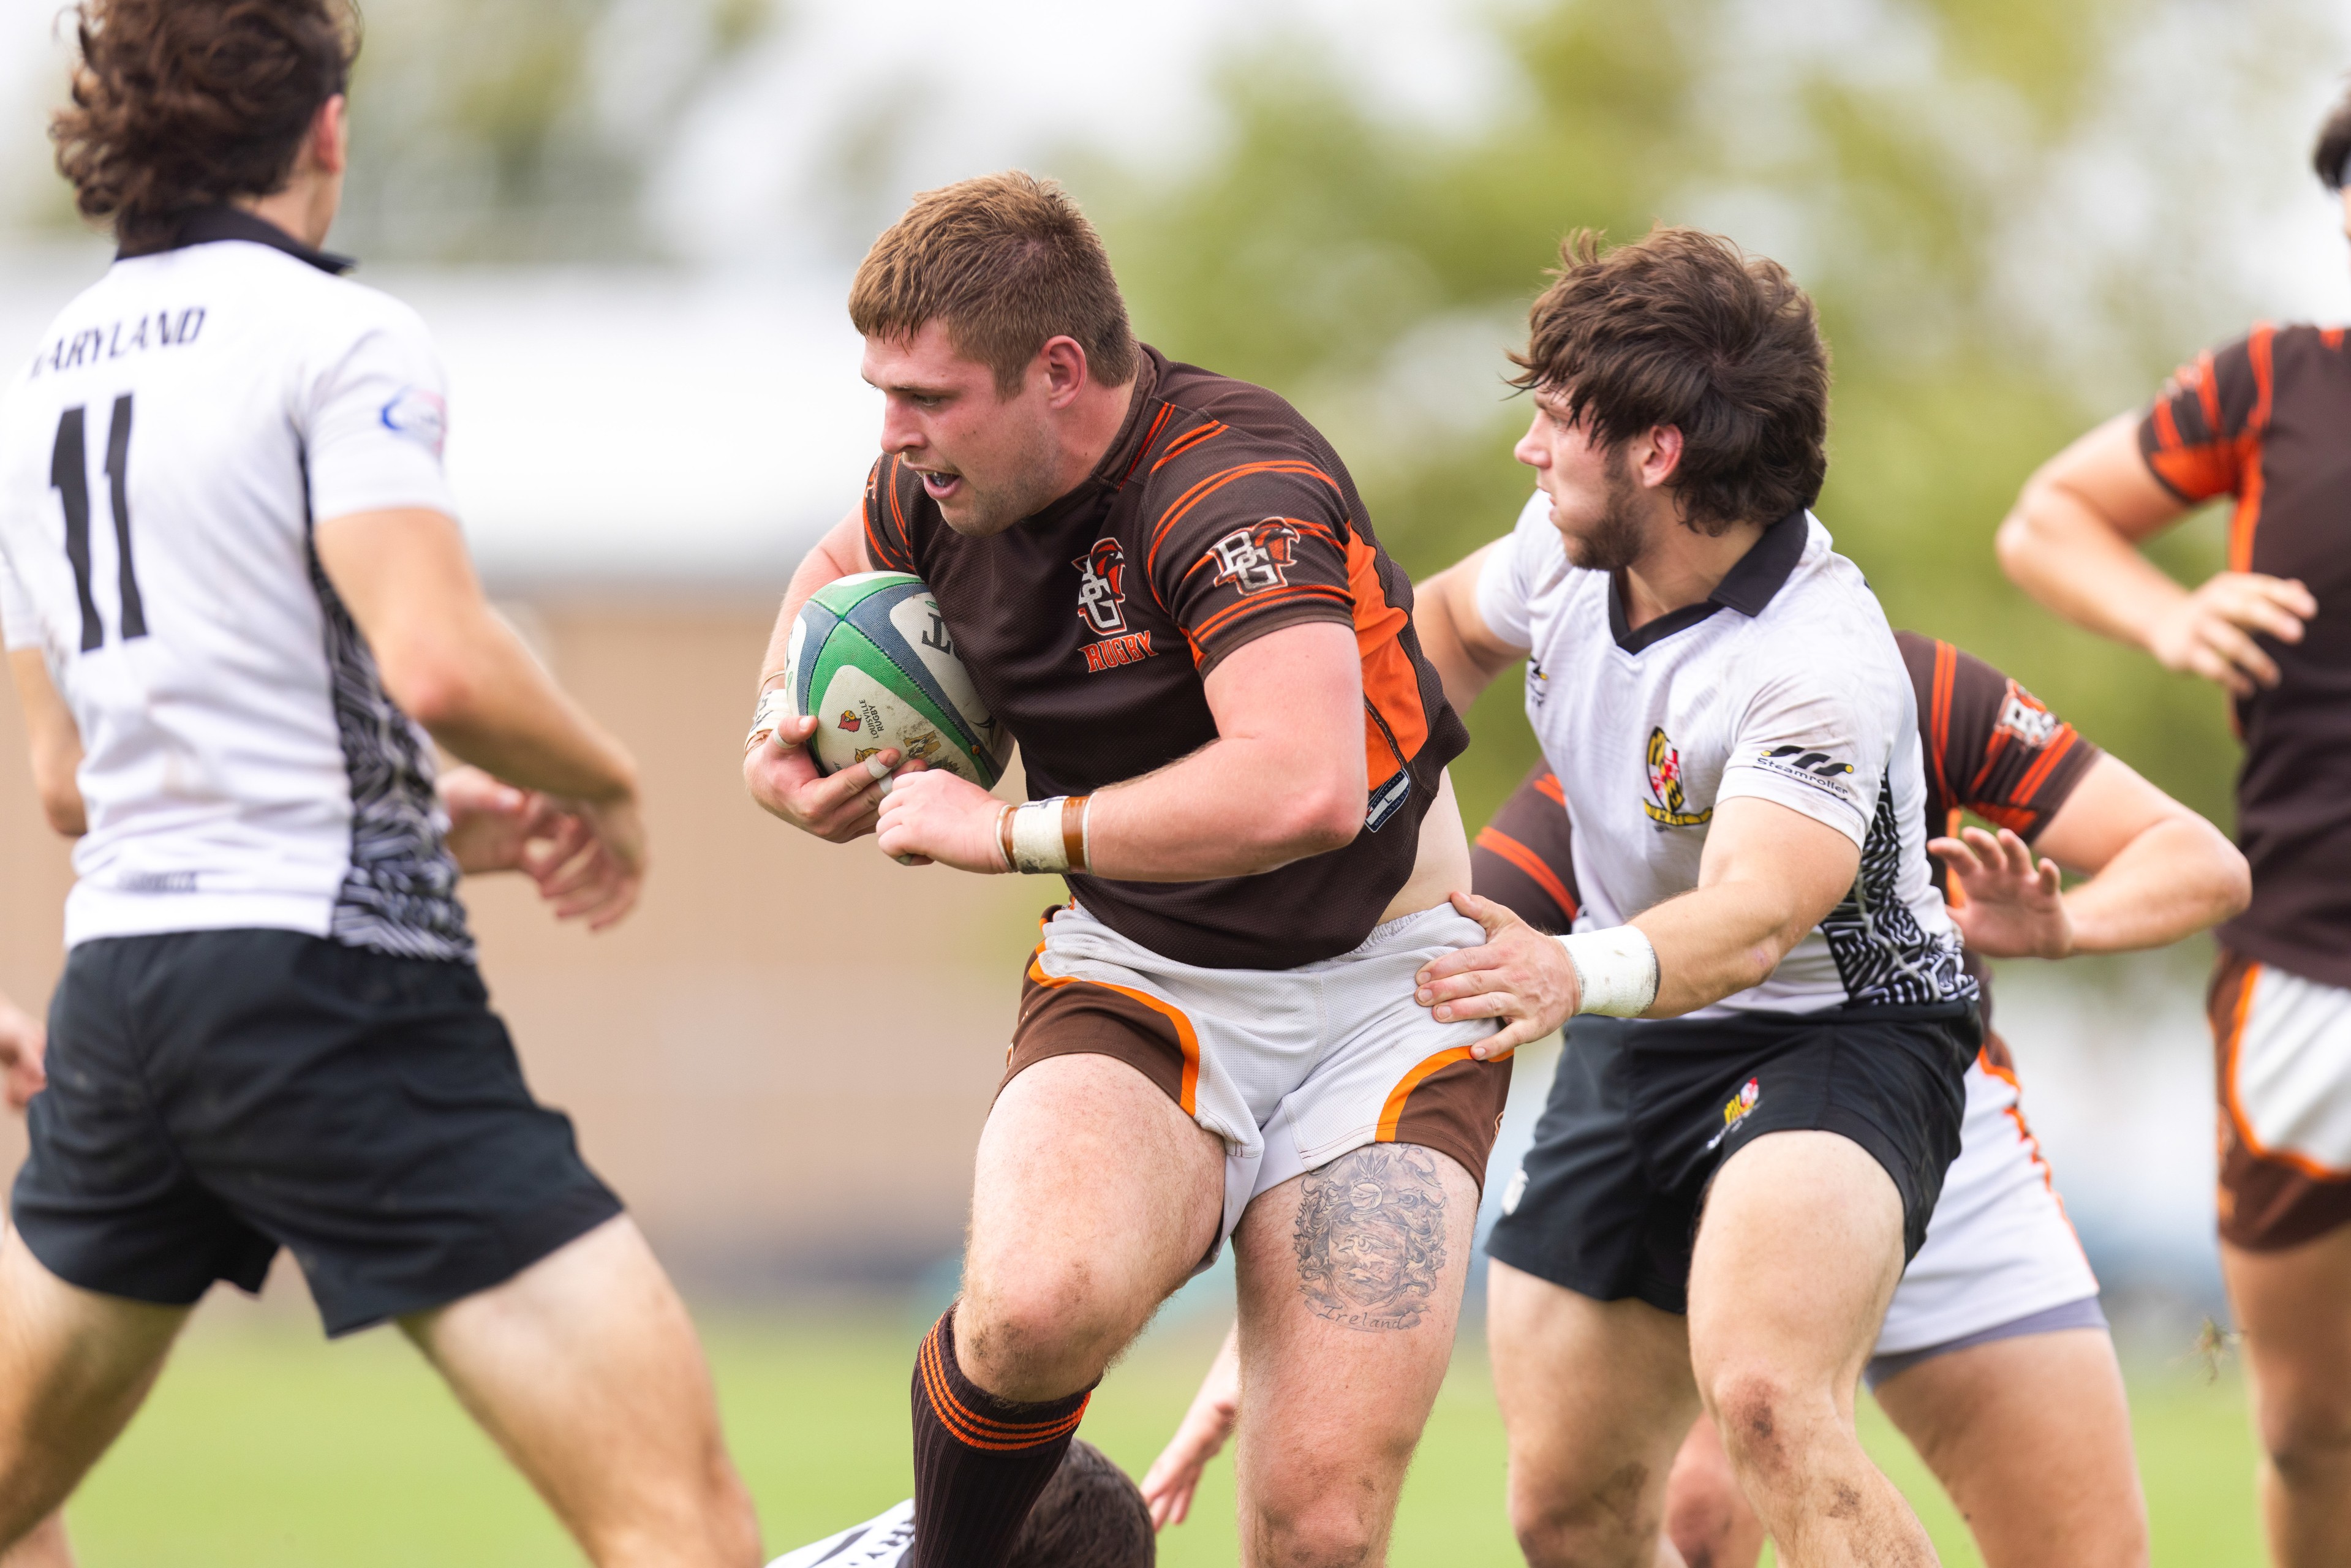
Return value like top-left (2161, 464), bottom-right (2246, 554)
top-left (760, 508), bottom-right (870, 693)
top-left (1996, 486), bottom-right (2187, 653)
top-left (9, 648), bottom-right (87, 836)
top-left (1082, 741), bottom-right (1363, 881)
top-left (2061, 814), bottom-right (2250, 954)
top-left (1414, 554), bottom-right (1521, 712)
top-left (1632, 881), bottom-right (1816, 1017)
top-left (404, 615), bottom-right (638, 804)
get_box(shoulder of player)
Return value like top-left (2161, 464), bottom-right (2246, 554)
top-left (1134, 379), bottom-right (1354, 577)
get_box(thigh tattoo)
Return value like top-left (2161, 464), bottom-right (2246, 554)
top-left (1292, 1145), bottom-right (1449, 1332)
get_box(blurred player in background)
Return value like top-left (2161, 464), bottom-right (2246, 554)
top-left (1406, 227), bottom-right (1980, 1566)
top-left (1994, 84), bottom-right (2351, 1568)
top-left (1144, 628), bottom-right (2247, 1568)
top-left (0, 4), bottom-right (758, 1563)
top-left (770, 1441), bottom-right (1153, 1568)
top-left (746, 173), bottom-right (1506, 1568)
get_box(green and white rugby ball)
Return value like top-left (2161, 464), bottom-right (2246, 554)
top-left (783, 571), bottom-right (1005, 788)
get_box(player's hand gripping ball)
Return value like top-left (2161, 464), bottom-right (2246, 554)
top-left (782, 572), bottom-right (1005, 786)
top-left (876, 767), bottom-right (1013, 873)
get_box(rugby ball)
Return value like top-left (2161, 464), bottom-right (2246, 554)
top-left (783, 571), bottom-right (1006, 788)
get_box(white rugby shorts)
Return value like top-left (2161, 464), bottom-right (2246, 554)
top-left (2212, 948), bottom-right (2351, 1248)
top-left (1008, 902), bottom-right (1511, 1251)
top-left (1874, 1048), bottom-right (2099, 1357)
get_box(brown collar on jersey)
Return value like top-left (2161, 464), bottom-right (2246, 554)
top-left (116, 205), bottom-right (354, 277)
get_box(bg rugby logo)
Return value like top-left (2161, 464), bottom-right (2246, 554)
top-left (1208, 520), bottom-right (1299, 595)
top-left (1642, 728), bottom-right (1712, 827)
top-left (1074, 538), bottom-right (1128, 635)
top-left (1994, 682), bottom-right (2061, 747)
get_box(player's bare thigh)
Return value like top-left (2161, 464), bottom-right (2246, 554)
top-left (2222, 1228), bottom-right (2351, 1566)
top-left (1487, 1259), bottom-right (1700, 1568)
top-left (959, 1053), bottom-right (1225, 1401)
top-left (1225, 1142), bottom-right (1476, 1568)
top-left (1871, 1328), bottom-right (2147, 1568)
top-left (401, 1215), bottom-right (759, 1568)
top-left (0, 1228), bottom-right (187, 1551)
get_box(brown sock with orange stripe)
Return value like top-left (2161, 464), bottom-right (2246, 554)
top-left (908, 1307), bottom-right (1093, 1568)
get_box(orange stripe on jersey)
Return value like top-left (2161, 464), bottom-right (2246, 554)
top-left (1928, 639), bottom-right (1957, 810)
top-left (1152, 421), bottom-right (1229, 471)
top-left (1941, 807), bottom-right (1968, 909)
top-left (2228, 324), bottom-right (2277, 572)
top-left (1187, 585), bottom-right (1354, 650)
top-left (2009, 725), bottom-right (2080, 806)
top-left (1475, 826), bottom-right (1578, 921)
top-left (1533, 772), bottom-right (1565, 806)
top-left (1119, 404), bottom-right (1174, 488)
top-left (1024, 946), bottom-right (1202, 1114)
top-left (1346, 533), bottom-right (1430, 788)
top-left (1145, 461), bottom-right (1343, 582)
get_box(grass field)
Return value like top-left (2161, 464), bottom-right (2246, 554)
top-left (63, 1296), bottom-right (2264, 1566)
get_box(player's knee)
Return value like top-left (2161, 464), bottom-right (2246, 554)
top-left (1705, 1370), bottom-right (1817, 1485)
top-left (955, 1276), bottom-right (1127, 1398)
top-left (2255, 1385), bottom-right (2351, 1487)
top-left (1506, 1461), bottom-right (1662, 1568)
top-left (1247, 1493), bottom-right (1384, 1568)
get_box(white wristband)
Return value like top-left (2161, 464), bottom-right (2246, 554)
top-left (1009, 799), bottom-right (1070, 875)
top-left (1558, 927), bottom-right (1659, 1018)
top-left (744, 686), bottom-right (794, 753)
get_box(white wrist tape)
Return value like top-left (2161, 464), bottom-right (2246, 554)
top-left (744, 687), bottom-right (795, 753)
top-left (1009, 799), bottom-right (1071, 875)
top-left (1558, 927), bottom-right (1659, 1018)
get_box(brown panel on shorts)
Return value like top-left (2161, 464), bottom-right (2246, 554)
top-left (2209, 946), bottom-right (2351, 1250)
top-left (1382, 1049), bottom-right (1514, 1196)
top-left (1003, 961), bottom-right (1193, 1113)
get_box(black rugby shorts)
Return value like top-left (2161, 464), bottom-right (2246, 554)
top-left (1484, 1001), bottom-right (1977, 1315)
top-left (14, 929), bottom-right (622, 1336)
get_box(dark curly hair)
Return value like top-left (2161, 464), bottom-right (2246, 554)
top-left (2316, 78), bottom-right (2351, 191)
top-left (50, 0), bottom-right (358, 251)
top-left (1511, 226), bottom-right (1830, 536)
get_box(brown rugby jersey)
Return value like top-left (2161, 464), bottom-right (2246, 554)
top-left (2140, 324), bottom-right (2351, 986)
top-left (863, 345), bottom-right (1468, 971)
top-left (1470, 631), bottom-right (2100, 1036)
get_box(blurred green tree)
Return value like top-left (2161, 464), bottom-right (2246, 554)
top-left (1087, 0), bottom-right (2341, 833)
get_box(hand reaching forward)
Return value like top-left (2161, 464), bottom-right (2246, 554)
top-left (1411, 891), bottom-right (1577, 1055)
top-left (0, 990), bottom-right (47, 1111)
top-left (1928, 824), bottom-right (2071, 959)
top-left (439, 764), bottom-right (645, 931)
top-left (2148, 571), bottom-right (2316, 698)
top-left (1140, 1337), bottom-right (1239, 1530)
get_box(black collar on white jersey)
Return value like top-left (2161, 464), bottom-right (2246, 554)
top-left (116, 206), bottom-right (355, 276)
top-left (1607, 505), bottom-right (1809, 654)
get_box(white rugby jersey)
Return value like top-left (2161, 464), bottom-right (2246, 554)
top-left (1476, 491), bottom-right (1970, 1017)
top-left (769, 1501), bottom-right (915, 1567)
top-left (0, 209), bottom-right (470, 959)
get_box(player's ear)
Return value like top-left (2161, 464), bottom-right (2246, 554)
top-left (1037, 336), bottom-right (1090, 408)
top-left (312, 94), bottom-right (349, 178)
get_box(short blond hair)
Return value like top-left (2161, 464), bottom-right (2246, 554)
top-left (850, 171), bottom-right (1138, 396)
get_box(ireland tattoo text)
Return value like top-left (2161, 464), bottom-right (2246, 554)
top-left (1292, 1145), bottom-right (1447, 1331)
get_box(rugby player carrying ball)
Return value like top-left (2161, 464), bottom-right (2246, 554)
top-left (745, 173), bottom-right (1507, 1568)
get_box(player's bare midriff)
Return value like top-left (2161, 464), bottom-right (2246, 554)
top-left (1379, 768), bottom-right (1473, 927)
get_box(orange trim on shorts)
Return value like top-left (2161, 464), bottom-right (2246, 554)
top-left (2219, 960), bottom-right (2351, 1182)
top-left (1376, 1044), bottom-right (1505, 1144)
top-left (1975, 1046), bottom-right (2091, 1259)
top-left (1024, 944), bottom-right (1201, 1115)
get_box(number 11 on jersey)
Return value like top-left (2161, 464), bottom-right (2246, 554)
top-left (50, 394), bottom-right (148, 653)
